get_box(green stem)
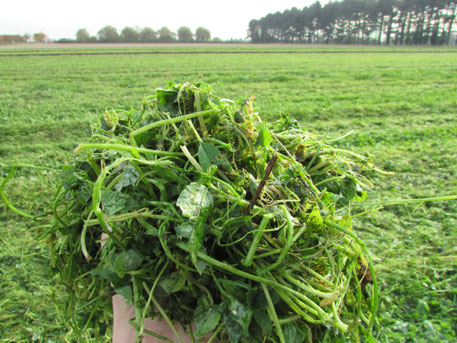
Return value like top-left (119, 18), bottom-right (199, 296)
top-left (306, 143), bottom-right (322, 171)
top-left (0, 168), bottom-right (35, 219)
top-left (129, 320), bottom-right (173, 343)
top-left (75, 143), bottom-right (184, 157)
top-left (281, 271), bottom-right (338, 299)
top-left (314, 176), bottom-right (346, 187)
top-left (242, 214), bottom-right (274, 267)
top-left (52, 184), bottom-right (67, 227)
top-left (159, 222), bottom-right (196, 272)
top-left (206, 324), bottom-right (222, 343)
top-left (84, 211), bottom-right (173, 227)
top-left (277, 315), bottom-right (301, 325)
top-left (80, 211), bottom-right (94, 261)
top-left (129, 109), bottom-right (217, 146)
top-left (132, 98), bottom-right (148, 128)
top-left (91, 157), bottom-right (169, 234)
top-left (352, 266), bottom-right (370, 325)
top-left (133, 277), bottom-right (143, 343)
top-left (354, 194), bottom-right (457, 207)
top-left (262, 284), bottom-right (286, 343)
top-left (323, 219), bottom-right (379, 332)
top-left (140, 261), bottom-right (169, 338)
top-left (252, 248), bottom-right (282, 259)
top-left (202, 137), bottom-right (232, 151)
top-left (259, 206), bottom-right (293, 274)
top-left (176, 243), bottom-right (328, 320)
top-left (274, 287), bottom-right (323, 324)
top-left (151, 296), bottom-right (185, 343)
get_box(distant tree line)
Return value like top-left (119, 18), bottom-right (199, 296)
top-left (248, 0), bottom-right (457, 45)
top-left (75, 26), bottom-right (212, 43)
top-left (0, 32), bottom-right (47, 44)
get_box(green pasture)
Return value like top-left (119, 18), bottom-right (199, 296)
top-left (1, 46), bottom-right (456, 342)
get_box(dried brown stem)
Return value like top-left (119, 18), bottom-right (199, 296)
top-left (248, 153), bottom-right (278, 213)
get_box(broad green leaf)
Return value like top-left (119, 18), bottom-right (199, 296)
top-left (283, 323), bottom-right (306, 343)
top-left (78, 183), bottom-right (92, 205)
top-left (255, 123), bottom-right (272, 147)
top-left (90, 269), bottom-right (121, 285)
top-left (194, 306), bottom-right (221, 336)
top-left (198, 143), bottom-right (219, 171)
top-left (221, 299), bottom-right (252, 343)
top-left (197, 142), bottom-right (229, 171)
top-left (195, 258), bottom-right (207, 274)
top-left (101, 190), bottom-right (128, 216)
top-left (175, 222), bottom-right (194, 239)
top-left (102, 190), bottom-right (137, 216)
top-left (113, 249), bottom-right (143, 273)
top-left (158, 272), bottom-right (186, 294)
top-left (341, 177), bottom-right (357, 200)
top-left (60, 166), bottom-right (78, 189)
top-left (253, 310), bottom-right (272, 336)
top-left (115, 285), bottom-right (133, 305)
top-left (247, 319), bottom-right (264, 343)
top-left (176, 182), bottom-right (213, 220)
top-left (114, 164), bottom-right (139, 192)
top-left (60, 165), bottom-right (89, 189)
top-left (156, 88), bottom-right (179, 116)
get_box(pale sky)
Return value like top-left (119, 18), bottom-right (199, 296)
top-left (1, 0), bottom-right (329, 41)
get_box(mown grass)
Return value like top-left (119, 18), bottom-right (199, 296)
top-left (0, 46), bottom-right (456, 342)
top-left (1, 43), bottom-right (456, 56)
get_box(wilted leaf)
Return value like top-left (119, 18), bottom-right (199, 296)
top-left (319, 292), bottom-right (339, 307)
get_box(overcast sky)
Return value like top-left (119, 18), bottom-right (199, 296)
top-left (1, 0), bottom-right (329, 40)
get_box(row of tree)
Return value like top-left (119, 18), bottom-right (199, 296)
top-left (0, 32), bottom-right (48, 44)
top-left (248, 0), bottom-right (457, 45)
top-left (76, 26), bottom-right (212, 43)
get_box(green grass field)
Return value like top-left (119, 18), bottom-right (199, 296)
top-left (1, 45), bottom-right (456, 342)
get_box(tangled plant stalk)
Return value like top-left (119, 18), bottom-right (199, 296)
top-left (42, 82), bottom-right (379, 342)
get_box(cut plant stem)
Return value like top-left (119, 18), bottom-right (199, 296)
top-left (75, 143), bottom-right (184, 157)
top-left (262, 284), bottom-right (286, 343)
top-left (242, 213), bottom-right (274, 267)
top-left (281, 271), bottom-right (339, 299)
top-left (323, 219), bottom-right (379, 332)
top-left (129, 109), bottom-right (217, 146)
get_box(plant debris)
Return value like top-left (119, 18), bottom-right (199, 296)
top-left (44, 82), bottom-right (379, 342)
